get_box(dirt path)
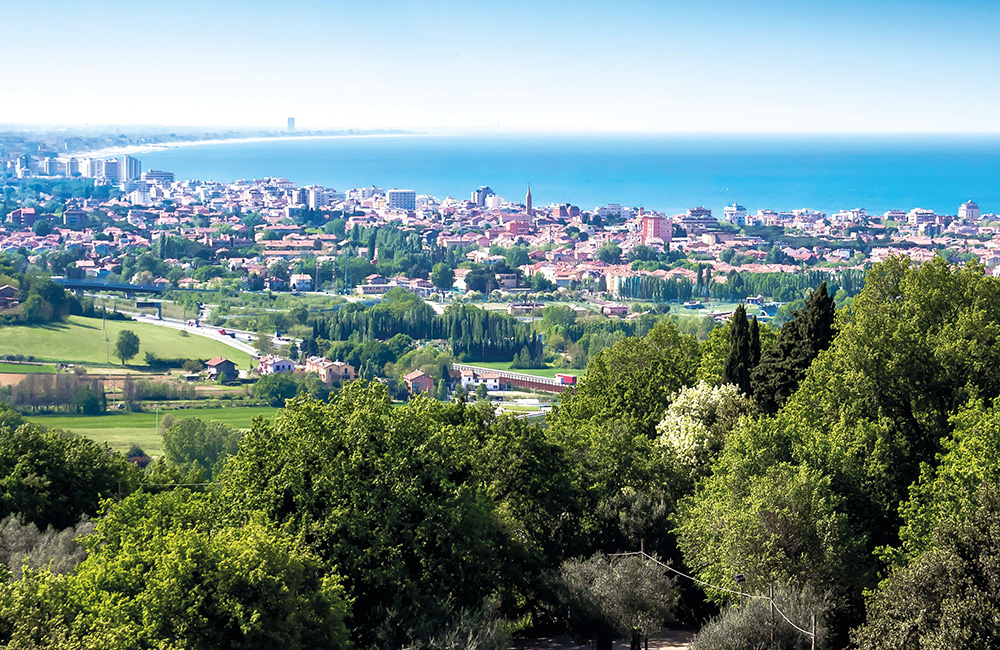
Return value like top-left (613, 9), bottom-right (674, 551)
top-left (513, 630), bottom-right (693, 649)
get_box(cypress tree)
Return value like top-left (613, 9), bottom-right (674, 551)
top-left (752, 282), bottom-right (837, 413)
top-left (749, 315), bottom-right (761, 367)
top-left (722, 304), bottom-right (752, 395)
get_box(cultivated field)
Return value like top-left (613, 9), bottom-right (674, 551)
top-left (27, 405), bottom-right (277, 456)
top-left (0, 316), bottom-right (253, 368)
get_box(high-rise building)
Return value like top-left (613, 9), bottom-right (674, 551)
top-left (959, 200), bottom-right (981, 221)
top-left (640, 215), bottom-right (673, 246)
top-left (83, 158), bottom-right (103, 179)
top-left (526, 185), bottom-right (533, 216)
top-left (102, 159), bottom-right (120, 183)
top-left (66, 158), bottom-right (80, 176)
top-left (471, 186), bottom-right (494, 207)
top-left (308, 188), bottom-right (328, 210)
top-left (121, 155), bottom-right (142, 182)
top-left (386, 189), bottom-right (416, 210)
top-left (287, 117), bottom-right (295, 131)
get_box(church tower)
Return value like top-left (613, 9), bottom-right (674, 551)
top-left (526, 185), bottom-right (533, 217)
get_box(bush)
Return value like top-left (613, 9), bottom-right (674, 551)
top-left (690, 585), bottom-right (828, 650)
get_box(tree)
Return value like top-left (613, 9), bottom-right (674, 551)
top-left (655, 381), bottom-right (755, 484)
top-left (0, 421), bottom-right (139, 530)
top-left (431, 262), bottom-right (454, 290)
top-left (217, 386), bottom-right (508, 648)
top-left (721, 305), bottom-right (752, 395)
top-left (162, 417), bottom-right (243, 480)
top-left (114, 329), bottom-right (140, 365)
top-left (751, 282), bottom-right (835, 414)
top-left (597, 242), bottom-right (623, 265)
top-left (557, 553), bottom-right (677, 650)
top-left (0, 490), bottom-right (351, 650)
top-left (252, 373), bottom-right (298, 407)
top-left (853, 483), bottom-right (1000, 650)
top-left (475, 382), bottom-right (488, 400)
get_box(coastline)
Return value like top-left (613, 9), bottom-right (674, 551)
top-left (62, 131), bottom-right (452, 161)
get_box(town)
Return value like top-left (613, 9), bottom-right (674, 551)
top-left (3, 139), bottom-right (995, 307)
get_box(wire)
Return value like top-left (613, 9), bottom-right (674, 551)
top-left (610, 550), bottom-right (815, 638)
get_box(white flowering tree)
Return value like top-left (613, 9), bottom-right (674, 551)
top-left (655, 381), bottom-right (754, 481)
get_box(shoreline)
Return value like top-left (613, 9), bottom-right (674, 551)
top-left (62, 132), bottom-right (454, 161)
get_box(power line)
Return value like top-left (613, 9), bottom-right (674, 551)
top-left (610, 550), bottom-right (815, 640)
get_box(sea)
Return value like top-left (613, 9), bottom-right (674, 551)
top-left (137, 133), bottom-right (1000, 217)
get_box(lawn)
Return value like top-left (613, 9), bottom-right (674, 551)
top-left (27, 405), bottom-right (278, 457)
top-left (0, 316), bottom-right (252, 368)
top-left (463, 360), bottom-right (580, 379)
top-left (0, 362), bottom-right (55, 374)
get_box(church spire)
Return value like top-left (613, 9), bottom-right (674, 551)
top-left (526, 185), bottom-right (533, 217)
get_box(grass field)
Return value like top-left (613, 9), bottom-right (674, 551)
top-left (0, 316), bottom-right (252, 368)
top-left (27, 406), bottom-right (278, 456)
top-left (0, 362), bottom-right (55, 374)
top-left (463, 360), bottom-right (580, 379)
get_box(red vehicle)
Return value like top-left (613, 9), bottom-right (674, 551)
top-left (556, 373), bottom-right (578, 385)
top-left (218, 329), bottom-right (227, 335)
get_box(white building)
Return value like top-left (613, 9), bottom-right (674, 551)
top-left (257, 355), bottom-right (295, 375)
top-left (959, 200), bottom-right (981, 221)
top-left (907, 208), bottom-right (937, 226)
top-left (386, 189), bottom-right (416, 211)
top-left (723, 203), bottom-right (747, 226)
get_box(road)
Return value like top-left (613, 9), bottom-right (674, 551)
top-left (121, 311), bottom-right (260, 357)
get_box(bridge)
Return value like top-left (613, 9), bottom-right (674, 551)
top-left (52, 277), bottom-right (164, 297)
top-left (452, 363), bottom-right (574, 394)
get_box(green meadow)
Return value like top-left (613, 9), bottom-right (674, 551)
top-left (0, 316), bottom-right (252, 368)
top-left (27, 406), bottom-right (278, 457)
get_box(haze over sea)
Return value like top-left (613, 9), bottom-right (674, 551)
top-left (138, 134), bottom-right (1000, 217)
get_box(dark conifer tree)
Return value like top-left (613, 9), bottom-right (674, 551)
top-left (749, 315), bottom-right (762, 368)
top-left (752, 282), bottom-right (837, 413)
top-left (723, 304), bottom-right (752, 395)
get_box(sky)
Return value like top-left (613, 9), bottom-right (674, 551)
top-left (3, 0), bottom-right (1000, 133)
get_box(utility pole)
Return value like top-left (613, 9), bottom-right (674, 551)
top-left (770, 584), bottom-right (775, 650)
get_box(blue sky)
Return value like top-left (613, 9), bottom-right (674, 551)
top-left (4, 0), bottom-right (999, 132)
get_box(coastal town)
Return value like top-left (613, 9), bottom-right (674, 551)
top-left (2, 137), bottom-right (997, 311)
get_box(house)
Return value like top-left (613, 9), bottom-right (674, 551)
top-left (458, 368), bottom-right (501, 391)
top-left (0, 285), bottom-right (18, 309)
top-left (602, 304), bottom-right (630, 317)
top-left (289, 273), bottom-right (313, 291)
top-left (205, 357), bottom-right (238, 382)
top-left (257, 355), bottom-right (295, 375)
top-left (304, 356), bottom-right (356, 384)
top-left (404, 370), bottom-right (434, 396)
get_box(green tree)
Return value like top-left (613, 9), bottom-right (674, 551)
top-left (114, 329), bottom-right (140, 365)
top-left (431, 262), bottom-right (454, 290)
top-left (557, 553), bottom-right (677, 650)
top-left (252, 373), bottom-right (298, 407)
top-left (597, 242), bottom-right (623, 265)
top-left (0, 421), bottom-right (139, 530)
top-left (217, 386), bottom-right (507, 648)
top-left (751, 282), bottom-right (835, 414)
top-left (721, 305), bottom-right (752, 394)
top-left (853, 483), bottom-right (1000, 650)
top-left (0, 490), bottom-right (351, 650)
top-left (162, 417), bottom-right (242, 480)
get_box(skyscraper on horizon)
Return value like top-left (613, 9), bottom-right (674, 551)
top-left (287, 117), bottom-right (295, 131)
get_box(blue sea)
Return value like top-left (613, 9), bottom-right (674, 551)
top-left (137, 134), bottom-right (1000, 217)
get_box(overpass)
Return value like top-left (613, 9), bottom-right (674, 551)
top-left (52, 277), bottom-right (164, 298)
